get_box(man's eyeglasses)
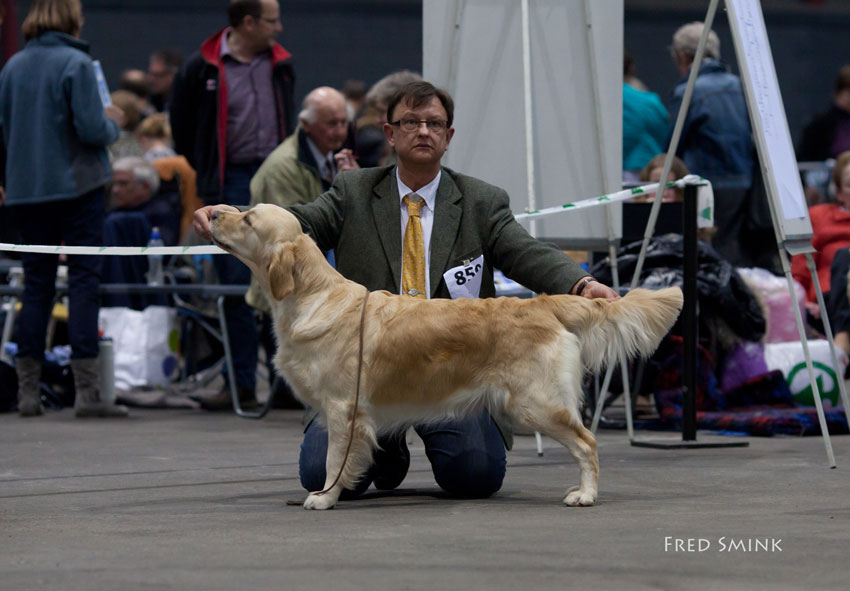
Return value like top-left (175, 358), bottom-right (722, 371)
top-left (390, 119), bottom-right (449, 133)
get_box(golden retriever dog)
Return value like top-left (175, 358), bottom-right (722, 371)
top-left (210, 204), bottom-right (683, 510)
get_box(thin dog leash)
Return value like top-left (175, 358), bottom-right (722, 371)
top-left (287, 288), bottom-right (370, 505)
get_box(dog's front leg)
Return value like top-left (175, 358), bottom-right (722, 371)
top-left (302, 433), bottom-right (347, 510)
top-left (303, 403), bottom-right (376, 510)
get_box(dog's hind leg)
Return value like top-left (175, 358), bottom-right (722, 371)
top-left (548, 413), bottom-right (598, 507)
top-left (303, 400), bottom-right (377, 510)
top-left (509, 390), bottom-right (599, 507)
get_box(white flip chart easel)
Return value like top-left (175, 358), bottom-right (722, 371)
top-left (725, 0), bottom-right (850, 467)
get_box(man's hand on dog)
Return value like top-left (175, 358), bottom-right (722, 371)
top-left (193, 204), bottom-right (240, 241)
top-left (575, 277), bottom-right (619, 301)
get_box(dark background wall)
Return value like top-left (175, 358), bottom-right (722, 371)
top-left (8, 0), bottom-right (424, 110)
top-left (5, 0), bottom-right (850, 148)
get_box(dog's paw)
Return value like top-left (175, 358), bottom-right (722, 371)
top-left (303, 492), bottom-right (337, 510)
top-left (563, 485), bottom-right (596, 507)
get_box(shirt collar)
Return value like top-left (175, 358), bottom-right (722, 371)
top-left (220, 28), bottom-right (234, 58)
top-left (305, 136), bottom-right (333, 176)
top-left (396, 168), bottom-right (441, 212)
top-left (220, 28), bottom-right (270, 62)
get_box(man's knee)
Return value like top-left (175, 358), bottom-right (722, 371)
top-left (299, 455), bottom-right (325, 493)
top-left (299, 421), bottom-right (372, 498)
top-left (431, 448), bottom-right (506, 498)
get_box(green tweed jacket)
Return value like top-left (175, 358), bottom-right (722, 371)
top-left (288, 165), bottom-right (587, 299)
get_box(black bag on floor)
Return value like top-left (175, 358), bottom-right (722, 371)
top-left (40, 360), bottom-right (75, 409)
top-left (0, 358), bottom-right (76, 411)
top-left (0, 361), bottom-right (17, 412)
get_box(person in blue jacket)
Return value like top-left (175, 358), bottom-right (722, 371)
top-left (0, 0), bottom-right (127, 418)
top-left (667, 21), bottom-right (755, 191)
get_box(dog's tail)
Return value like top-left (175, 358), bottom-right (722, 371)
top-left (547, 287), bottom-right (683, 373)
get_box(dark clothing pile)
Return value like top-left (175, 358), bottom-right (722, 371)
top-left (590, 234), bottom-right (766, 343)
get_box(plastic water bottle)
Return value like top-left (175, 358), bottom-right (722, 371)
top-left (146, 226), bottom-right (165, 285)
top-left (98, 338), bottom-right (115, 404)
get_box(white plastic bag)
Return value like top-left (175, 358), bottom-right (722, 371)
top-left (98, 306), bottom-right (179, 390)
top-left (764, 340), bottom-right (847, 407)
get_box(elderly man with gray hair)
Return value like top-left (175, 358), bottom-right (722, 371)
top-left (109, 156), bottom-right (183, 247)
top-left (667, 21), bottom-right (754, 191)
top-left (111, 156), bottom-right (161, 209)
top-left (249, 86), bottom-right (357, 210)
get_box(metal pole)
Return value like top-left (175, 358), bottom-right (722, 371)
top-left (682, 184), bottom-right (699, 441)
top-left (520, 0), bottom-right (537, 237)
top-left (629, 0), bottom-right (720, 288)
top-left (805, 255), bottom-right (850, 429)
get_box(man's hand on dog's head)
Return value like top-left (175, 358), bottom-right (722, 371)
top-left (193, 205), bottom-right (240, 240)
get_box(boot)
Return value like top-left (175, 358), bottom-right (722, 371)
top-left (71, 358), bottom-right (128, 418)
top-left (16, 357), bottom-right (44, 417)
top-left (195, 384), bottom-right (259, 411)
top-left (269, 376), bottom-right (304, 410)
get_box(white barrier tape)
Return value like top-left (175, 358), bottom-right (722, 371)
top-left (514, 175), bottom-right (709, 220)
top-left (0, 176), bottom-right (711, 255)
top-left (0, 243), bottom-right (224, 256)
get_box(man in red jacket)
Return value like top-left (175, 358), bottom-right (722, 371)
top-left (170, 0), bottom-right (295, 410)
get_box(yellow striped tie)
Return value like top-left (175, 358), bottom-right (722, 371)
top-left (402, 193), bottom-right (427, 299)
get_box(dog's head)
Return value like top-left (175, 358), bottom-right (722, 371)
top-left (210, 204), bottom-right (310, 301)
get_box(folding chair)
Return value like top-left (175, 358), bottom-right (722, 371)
top-left (167, 259), bottom-right (275, 419)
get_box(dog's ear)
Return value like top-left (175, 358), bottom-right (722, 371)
top-left (269, 243), bottom-right (295, 300)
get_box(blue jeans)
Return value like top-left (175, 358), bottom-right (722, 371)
top-left (212, 163), bottom-right (261, 390)
top-left (14, 188), bottom-right (105, 360)
top-left (300, 410), bottom-right (506, 499)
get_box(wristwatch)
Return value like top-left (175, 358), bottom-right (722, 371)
top-left (575, 277), bottom-right (595, 297)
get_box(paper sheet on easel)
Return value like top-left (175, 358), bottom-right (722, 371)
top-left (727, 0), bottom-right (808, 227)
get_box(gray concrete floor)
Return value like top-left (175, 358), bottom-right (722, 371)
top-left (1, 407), bottom-right (849, 591)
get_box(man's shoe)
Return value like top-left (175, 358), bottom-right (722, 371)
top-left (196, 385), bottom-right (259, 411)
top-left (372, 431), bottom-right (411, 490)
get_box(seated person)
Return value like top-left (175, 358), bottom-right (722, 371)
top-left (824, 248), bottom-right (850, 358)
top-left (791, 150), bottom-right (850, 346)
top-left (632, 153), bottom-right (690, 203)
top-left (108, 90), bottom-right (145, 160)
top-left (110, 156), bottom-right (180, 247)
top-left (103, 157), bottom-right (178, 308)
top-left (355, 70), bottom-right (422, 168)
top-left (629, 154), bottom-right (716, 242)
top-left (150, 155), bottom-right (203, 243)
top-left (137, 113), bottom-right (177, 162)
top-left (798, 65), bottom-right (850, 205)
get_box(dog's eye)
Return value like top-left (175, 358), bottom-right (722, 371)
top-left (244, 216), bottom-right (253, 227)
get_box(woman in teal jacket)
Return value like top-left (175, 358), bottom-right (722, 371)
top-left (0, 0), bottom-right (126, 417)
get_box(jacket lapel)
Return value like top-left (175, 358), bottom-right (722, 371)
top-left (429, 170), bottom-right (462, 297)
top-left (371, 169), bottom-right (402, 291)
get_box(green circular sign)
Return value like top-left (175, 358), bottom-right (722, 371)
top-left (786, 361), bottom-right (840, 407)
